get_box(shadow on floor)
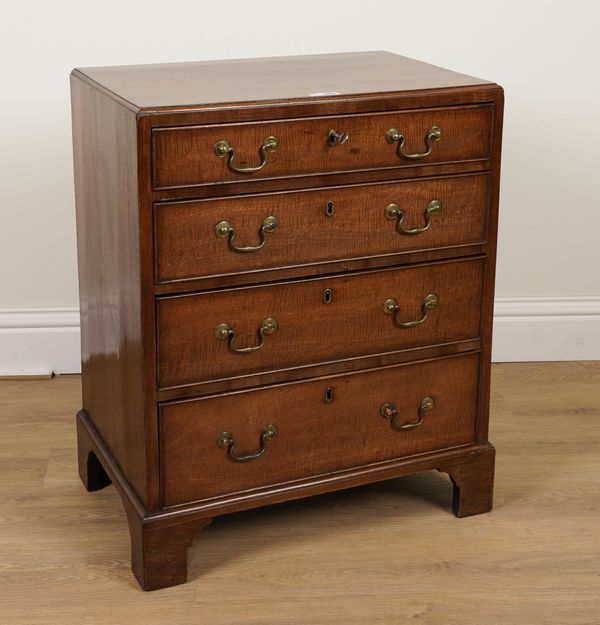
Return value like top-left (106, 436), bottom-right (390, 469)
top-left (189, 469), bottom-right (454, 579)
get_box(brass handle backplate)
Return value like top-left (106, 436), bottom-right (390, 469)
top-left (380, 397), bottom-right (434, 431)
top-left (385, 125), bottom-right (442, 160)
top-left (216, 424), bottom-right (278, 462)
top-left (215, 317), bottom-right (278, 354)
top-left (215, 216), bottom-right (278, 253)
top-left (383, 293), bottom-right (439, 328)
top-left (214, 135), bottom-right (279, 173)
top-left (385, 200), bottom-right (442, 235)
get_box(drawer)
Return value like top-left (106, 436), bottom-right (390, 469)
top-left (157, 257), bottom-right (484, 390)
top-left (159, 353), bottom-right (479, 506)
top-left (152, 105), bottom-right (493, 189)
top-left (154, 173), bottom-right (489, 284)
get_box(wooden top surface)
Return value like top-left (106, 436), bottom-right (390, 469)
top-left (73, 51), bottom-right (492, 110)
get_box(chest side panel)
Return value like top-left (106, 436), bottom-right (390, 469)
top-left (71, 75), bottom-right (148, 506)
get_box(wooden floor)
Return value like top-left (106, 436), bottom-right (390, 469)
top-left (1, 362), bottom-right (599, 624)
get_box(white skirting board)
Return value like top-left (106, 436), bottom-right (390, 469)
top-left (0, 298), bottom-right (599, 375)
top-left (491, 297), bottom-right (600, 362)
top-left (0, 308), bottom-right (81, 376)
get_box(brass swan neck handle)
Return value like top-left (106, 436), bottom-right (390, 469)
top-left (383, 293), bottom-right (439, 329)
top-left (214, 318), bottom-right (278, 354)
top-left (214, 136), bottom-right (279, 173)
top-left (385, 125), bottom-right (442, 160)
top-left (215, 216), bottom-right (278, 253)
top-left (216, 424), bottom-right (279, 462)
top-left (380, 397), bottom-right (434, 431)
top-left (385, 200), bottom-right (441, 235)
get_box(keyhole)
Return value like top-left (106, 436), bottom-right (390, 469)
top-left (326, 201), bottom-right (334, 217)
top-left (323, 288), bottom-right (332, 304)
top-left (325, 387), bottom-right (333, 403)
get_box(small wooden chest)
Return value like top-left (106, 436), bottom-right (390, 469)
top-left (71, 51), bottom-right (503, 590)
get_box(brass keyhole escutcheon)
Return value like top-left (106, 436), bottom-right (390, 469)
top-left (325, 387), bottom-right (334, 403)
top-left (326, 201), bottom-right (335, 217)
top-left (323, 288), bottom-right (333, 304)
top-left (328, 129), bottom-right (349, 146)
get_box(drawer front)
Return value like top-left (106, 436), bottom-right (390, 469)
top-left (152, 106), bottom-right (492, 189)
top-left (157, 258), bottom-right (484, 390)
top-left (159, 353), bottom-right (479, 506)
top-left (155, 173), bottom-right (489, 284)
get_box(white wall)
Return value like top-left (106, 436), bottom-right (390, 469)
top-left (1, 0), bottom-right (599, 371)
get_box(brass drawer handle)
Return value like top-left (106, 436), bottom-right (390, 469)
top-left (385, 125), bottom-right (442, 160)
top-left (383, 293), bottom-right (439, 328)
top-left (214, 135), bottom-right (279, 174)
top-left (385, 200), bottom-right (442, 235)
top-left (380, 397), bottom-right (434, 431)
top-left (215, 317), bottom-right (278, 354)
top-left (216, 424), bottom-right (279, 462)
top-left (215, 216), bottom-right (278, 253)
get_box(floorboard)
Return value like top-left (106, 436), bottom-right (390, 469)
top-left (0, 362), bottom-right (599, 624)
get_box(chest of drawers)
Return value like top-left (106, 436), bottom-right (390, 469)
top-left (71, 51), bottom-right (503, 591)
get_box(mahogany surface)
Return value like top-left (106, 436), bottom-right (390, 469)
top-left (154, 172), bottom-right (490, 284)
top-left (71, 51), bottom-right (503, 590)
top-left (71, 77), bottom-right (149, 506)
top-left (73, 51), bottom-right (492, 110)
top-left (152, 105), bottom-right (492, 189)
top-left (160, 353), bottom-right (479, 507)
top-left (157, 258), bottom-right (485, 390)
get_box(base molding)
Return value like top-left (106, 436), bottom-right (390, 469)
top-left (77, 410), bottom-right (494, 590)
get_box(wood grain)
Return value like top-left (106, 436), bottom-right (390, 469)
top-left (1, 363), bottom-right (599, 621)
top-left (71, 53), bottom-right (503, 590)
top-left (160, 353), bottom-right (480, 506)
top-left (152, 105), bottom-right (492, 189)
top-left (154, 173), bottom-right (490, 284)
top-left (155, 338), bottom-right (481, 402)
top-left (475, 88), bottom-right (504, 444)
top-left (71, 75), bottom-right (149, 506)
top-left (157, 258), bottom-right (485, 390)
top-left (73, 51), bottom-right (492, 110)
